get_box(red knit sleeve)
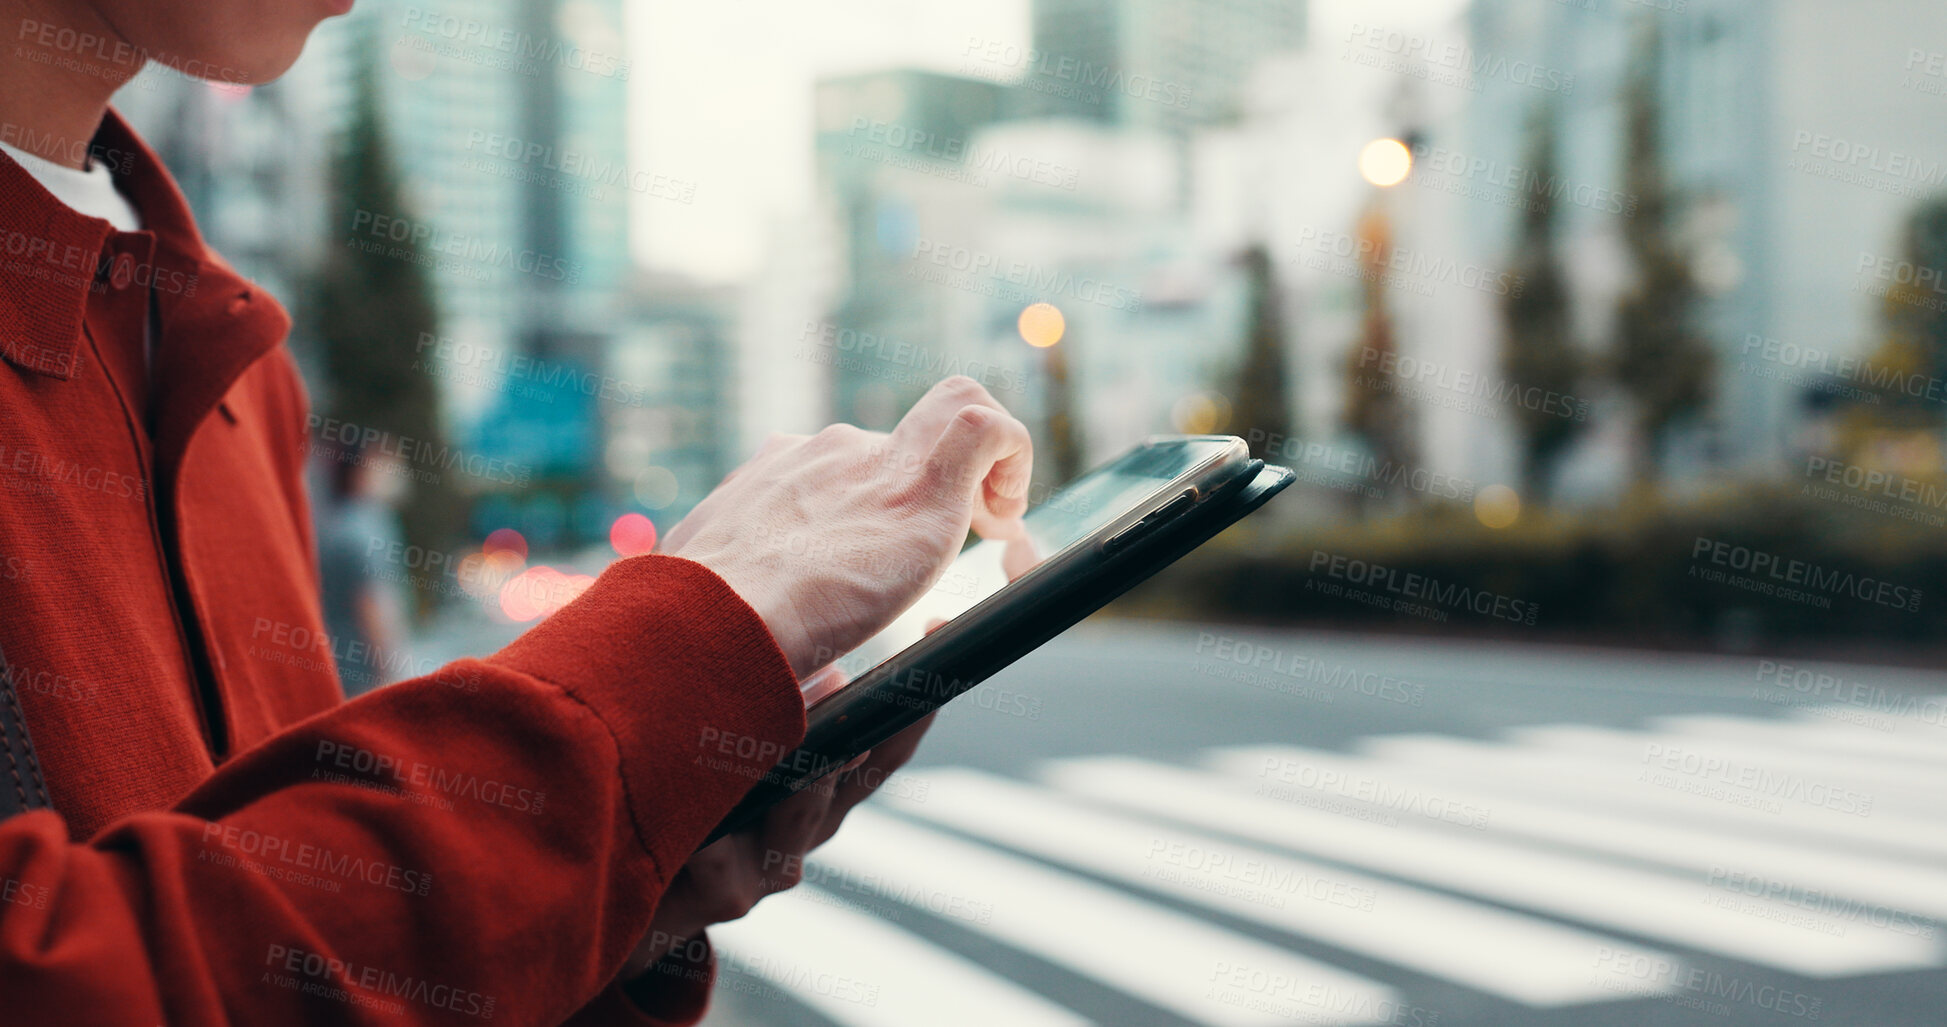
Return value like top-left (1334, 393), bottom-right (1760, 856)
top-left (0, 555), bottom-right (804, 1026)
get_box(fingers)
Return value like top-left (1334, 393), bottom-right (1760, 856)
top-left (812, 712), bottom-right (937, 847)
top-left (891, 376), bottom-right (1014, 454)
top-left (1002, 531), bottom-right (1043, 581)
top-left (752, 778), bottom-right (838, 891)
top-left (922, 403), bottom-right (1034, 539)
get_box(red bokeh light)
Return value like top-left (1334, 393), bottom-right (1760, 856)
top-left (610, 513), bottom-right (658, 557)
top-left (483, 528), bottom-right (528, 559)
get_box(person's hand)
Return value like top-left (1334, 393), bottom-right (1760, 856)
top-left (662, 376), bottom-right (1033, 678)
top-left (620, 696), bottom-right (935, 978)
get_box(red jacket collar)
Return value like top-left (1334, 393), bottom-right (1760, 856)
top-left (0, 123), bottom-right (113, 380)
top-left (0, 108), bottom-right (227, 379)
top-left (0, 107), bottom-right (292, 483)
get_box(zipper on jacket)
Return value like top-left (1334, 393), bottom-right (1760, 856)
top-left (82, 306), bottom-right (231, 757)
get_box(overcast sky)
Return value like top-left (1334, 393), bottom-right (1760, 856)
top-left (624, 0), bottom-right (1466, 284)
top-left (626, 0), bottom-right (1030, 282)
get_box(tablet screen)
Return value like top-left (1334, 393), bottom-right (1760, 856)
top-left (809, 437), bottom-right (1240, 692)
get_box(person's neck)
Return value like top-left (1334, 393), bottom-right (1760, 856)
top-left (0, 0), bottom-right (143, 169)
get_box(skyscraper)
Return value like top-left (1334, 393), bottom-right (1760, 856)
top-left (1027, 0), bottom-right (1308, 133)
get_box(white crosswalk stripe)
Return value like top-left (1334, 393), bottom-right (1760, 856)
top-left (707, 705), bottom-right (1947, 1027)
top-left (709, 887), bottom-right (1094, 1027)
top-left (1058, 755), bottom-right (1934, 976)
top-left (804, 807), bottom-right (1403, 1026)
top-left (1203, 743), bottom-right (1947, 921)
top-left (1357, 732), bottom-right (1947, 860)
top-left (886, 767), bottom-right (1668, 1006)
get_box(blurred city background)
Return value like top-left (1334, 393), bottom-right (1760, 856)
top-left (119, 0), bottom-right (1947, 1023)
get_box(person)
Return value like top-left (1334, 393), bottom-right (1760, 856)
top-left (313, 439), bottom-right (414, 698)
top-left (0, 1), bottom-right (1034, 1024)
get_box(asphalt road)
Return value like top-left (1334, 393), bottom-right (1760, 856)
top-left (684, 621), bottom-right (1947, 1027)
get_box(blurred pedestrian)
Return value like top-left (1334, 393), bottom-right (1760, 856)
top-left (313, 439), bottom-right (412, 698)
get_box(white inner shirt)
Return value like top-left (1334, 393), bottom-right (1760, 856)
top-left (0, 138), bottom-right (142, 232)
top-left (0, 137), bottom-right (155, 383)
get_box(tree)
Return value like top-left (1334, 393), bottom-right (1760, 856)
top-left (1232, 243), bottom-right (1295, 459)
top-left (1868, 199), bottom-right (1947, 423)
top-left (1341, 201), bottom-right (1416, 479)
top-left (1041, 332), bottom-right (1084, 485)
top-left (308, 47), bottom-right (459, 606)
top-left (1501, 101), bottom-right (1584, 501)
top-left (1613, 18), bottom-right (1713, 486)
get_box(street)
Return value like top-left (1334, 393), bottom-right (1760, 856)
top-left (670, 621), bottom-right (1947, 1027)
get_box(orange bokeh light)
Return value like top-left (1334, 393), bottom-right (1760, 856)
top-left (1017, 302), bottom-right (1066, 348)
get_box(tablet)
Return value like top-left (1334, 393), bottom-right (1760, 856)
top-left (703, 436), bottom-right (1295, 845)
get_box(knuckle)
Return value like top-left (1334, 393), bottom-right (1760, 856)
top-left (702, 881), bottom-right (764, 924)
top-left (934, 375), bottom-right (987, 403)
top-left (952, 404), bottom-right (995, 431)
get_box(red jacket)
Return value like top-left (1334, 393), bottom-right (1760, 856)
top-left (0, 111), bottom-right (806, 1025)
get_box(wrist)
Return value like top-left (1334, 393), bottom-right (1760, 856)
top-left (689, 557), bottom-right (818, 681)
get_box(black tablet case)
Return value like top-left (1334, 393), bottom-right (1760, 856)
top-left (703, 459), bottom-right (1295, 845)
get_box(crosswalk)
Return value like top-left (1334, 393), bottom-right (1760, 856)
top-left (707, 704), bottom-right (1947, 1026)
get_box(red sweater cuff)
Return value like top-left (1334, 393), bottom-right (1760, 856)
top-left (488, 555), bottom-right (806, 885)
